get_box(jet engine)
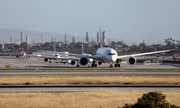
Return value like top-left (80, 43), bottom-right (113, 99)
top-left (44, 58), bottom-right (48, 62)
top-left (127, 57), bottom-right (136, 65)
top-left (79, 57), bottom-right (90, 66)
top-left (70, 60), bottom-right (75, 65)
top-left (98, 61), bottom-right (102, 65)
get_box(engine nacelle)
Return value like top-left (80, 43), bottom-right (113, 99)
top-left (127, 57), bottom-right (136, 65)
top-left (98, 61), bottom-right (102, 65)
top-left (44, 58), bottom-right (48, 62)
top-left (79, 57), bottom-right (90, 66)
top-left (70, 60), bottom-right (75, 65)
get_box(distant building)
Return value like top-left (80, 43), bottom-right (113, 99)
top-left (2, 44), bottom-right (4, 49)
top-left (109, 38), bottom-right (111, 47)
top-left (26, 35), bottom-right (29, 44)
top-left (33, 39), bottom-right (35, 44)
top-left (41, 35), bottom-right (44, 44)
top-left (72, 36), bottom-right (75, 43)
top-left (52, 37), bottom-right (54, 42)
top-left (55, 41), bottom-right (64, 48)
top-left (29, 43), bottom-right (40, 49)
top-left (102, 31), bottom-right (106, 45)
top-left (65, 33), bottom-right (68, 45)
top-left (21, 31), bottom-right (23, 44)
top-left (10, 37), bottom-right (12, 44)
top-left (97, 32), bottom-right (99, 44)
top-left (86, 31), bottom-right (89, 43)
top-left (87, 42), bottom-right (96, 48)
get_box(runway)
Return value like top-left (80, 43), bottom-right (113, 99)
top-left (0, 85), bottom-right (179, 92)
top-left (0, 71), bottom-right (180, 77)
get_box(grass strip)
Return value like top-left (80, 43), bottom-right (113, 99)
top-left (0, 76), bottom-right (180, 85)
top-left (0, 91), bottom-right (179, 108)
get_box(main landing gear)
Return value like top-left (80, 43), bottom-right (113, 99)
top-left (115, 64), bottom-right (120, 67)
top-left (114, 59), bottom-right (121, 67)
top-left (76, 61), bottom-right (80, 67)
top-left (91, 59), bottom-right (97, 67)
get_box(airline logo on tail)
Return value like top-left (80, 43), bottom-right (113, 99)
top-left (172, 56), bottom-right (180, 61)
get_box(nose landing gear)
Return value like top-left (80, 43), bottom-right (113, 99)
top-left (109, 62), bottom-right (113, 68)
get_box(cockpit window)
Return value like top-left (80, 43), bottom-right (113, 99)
top-left (108, 53), bottom-right (116, 55)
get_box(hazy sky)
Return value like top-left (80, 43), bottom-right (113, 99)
top-left (0, 0), bottom-right (180, 45)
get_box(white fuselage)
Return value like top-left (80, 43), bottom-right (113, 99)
top-left (21, 51), bottom-right (26, 56)
top-left (53, 53), bottom-right (61, 58)
top-left (96, 48), bottom-right (117, 63)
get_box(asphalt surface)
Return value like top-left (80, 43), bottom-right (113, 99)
top-left (0, 71), bottom-right (180, 76)
top-left (0, 56), bottom-right (180, 69)
top-left (0, 85), bottom-right (179, 92)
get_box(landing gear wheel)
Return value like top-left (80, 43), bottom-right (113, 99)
top-left (91, 64), bottom-right (94, 67)
top-left (109, 64), bottom-right (113, 68)
top-left (49, 61), bottom-right (51, 63)
top-left (118, 64), bottom-right (121, 67)
top-left (95, 64), bottom-right (97, 67)
top-left (115, 64), bottom-right (117, 67)
top-left (76, 65), bottom-right (79, 67)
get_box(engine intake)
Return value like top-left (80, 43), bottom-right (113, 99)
top-left (98, 61), bottom-right (102, 65)
top-left (127, 57), bottom-right (136, 65)
top-left (44, 58), bottom-right (48, 62)
top-left (79, 57), bottom-right (90, 66)
top-left (71, 60), bottom-right (75, 65)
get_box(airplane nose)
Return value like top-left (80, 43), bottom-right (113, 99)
top-left (109, 55), bottom-right (117, 62)
top-left (112, 56), bottom-right (117, 62)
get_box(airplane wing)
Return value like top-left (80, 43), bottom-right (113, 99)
top-left (58, 52), bottom-right (101, 60)
top-left (34, 55), bottom-right (74, 60)
top-left (117, 49), bottom-right (174, 59)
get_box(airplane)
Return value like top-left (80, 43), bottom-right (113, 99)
top-left (172, 56), bottom-right (180, 61)
top-left (59, 28), bottom-right (174, 68)
top-left (37, 42), bottom-right (73, 64)
top-left (16, 47), bottom-right (31, 58)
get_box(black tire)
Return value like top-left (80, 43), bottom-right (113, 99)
top-left (115, 64), bottom-right (117, 67)
top-left (95, 64), bottom-right (97, 67)
top-left (118, 64), bottom-right (121, 67)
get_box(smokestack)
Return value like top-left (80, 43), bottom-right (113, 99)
top-left (10, 37), bottom-right (12, 44)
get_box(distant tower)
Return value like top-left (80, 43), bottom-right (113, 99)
top-left (2, 44), bottom-right (4, 49)
top-left (41, 35), bottom-right (44, 44)
top-left (102, 31), bottom-right (106, 45)
top-left (10, 37), bottom-right (12, 44)
top-left (72, 36), bottom-right (75, 43)
top-left (97, 32), bottom-right (99, 44)
top-left (33, 39), bottom-right (35, 44)
top-left (109, 38), bottom-right (111, 47)
top-left (65, 33), bottom-right (68, 45)
top-left (26, 35), bottom-right (29, 44)
top-left (21, 31), bottom-right (23, 44)
top-left (86, 31), bottom-right (89, 43)
top-left (52, 37), bottom-right (54, 42)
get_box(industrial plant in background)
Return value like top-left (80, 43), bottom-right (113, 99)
top-left (1, 30), bottom-right (179, 56)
